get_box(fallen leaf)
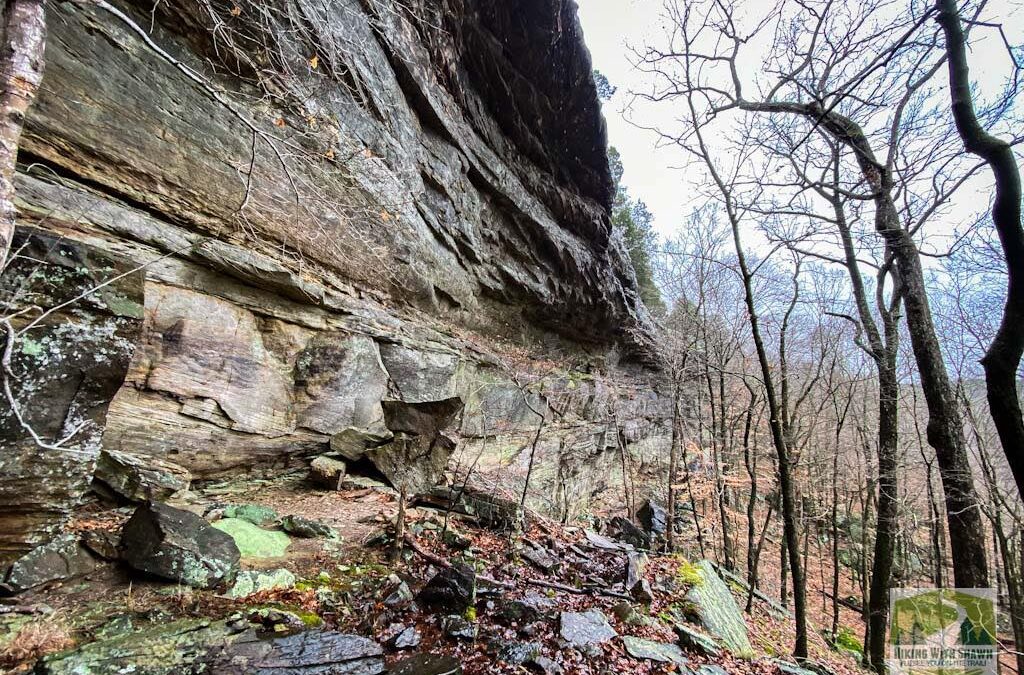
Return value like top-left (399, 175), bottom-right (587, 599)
top-left (309, 54), bottom-right (319, 69)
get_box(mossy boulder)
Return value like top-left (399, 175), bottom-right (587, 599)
top-left (120, 502), bottom-right (239, 589)
top-left (684, 560), bottom-right (754, 658)
top-left (222, 504), bottom-right (279, 526)
top-left (212, 518), bottom-right (291, 558)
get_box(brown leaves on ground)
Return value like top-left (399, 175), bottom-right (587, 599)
top-left (0, 616), bottom-right (75, 672)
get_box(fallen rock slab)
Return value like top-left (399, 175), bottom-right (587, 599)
top-left (674, 623), bottom-right (722, 658)
top-left (225, 568), bottom-right (296, 599)
top-left (622, 635), bottom-right (688, 666)
top-left (120, 502), bottom-right (239, 589)
top-left (684, 559), bottom-right (754, 657)
top-left (1, 534), bottom-right (96, 594)
top-left (389, 654), bottom-right (462, 675)
top-left (93, 450), bottom-right (191, 503)
top-left (281, 515), bottom-right (337, 539)
top-left (559, 610), bottom-right (617, 647)
top-left (223, 630), bottom-right (385, 674)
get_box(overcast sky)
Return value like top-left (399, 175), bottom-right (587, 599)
top-left (576, 0), bottom-right (1024, 243)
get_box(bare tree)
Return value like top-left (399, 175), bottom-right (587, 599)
top-left (635, 0), bottom-right (989, 594)
top-left (935, 0), bottom-right (1024, 502)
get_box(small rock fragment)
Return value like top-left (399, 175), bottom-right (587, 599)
top-left (281, 514), bottom-right (338, 539)
top-left (441, 614), bottom-right (477, 640)
top-left (389, 654), bottom-right (462, 675)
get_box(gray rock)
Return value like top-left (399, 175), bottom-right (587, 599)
top-left (584, 531), bottom-right (630, 551)
top-left (559, 610), bottom-right (617, 647)
top-left (388, 625), bottom-right (421, 650)
top-left (37, 618), bottom-right (237, 674)
top-left (494, 597), bottom-right (543, 625)
top-left (281, 515), bottom-right (338, 539)
top-left (93, 449), bottom-right (191, 503)
top-left (120, 502), bottom-right (240, 589)
top-left (389, 654), bottom-right (462, 675)
top-left (528, 655), bottom-right (563, 674)
top-left (630, 578), bottom-right (655, 604)
top-left (417, 563), bottom-right (475, 613)
top-left (674, 623), bottom-right (722, 658)
top-left (684, 560), bottom-right (754, 657)
top-left (608, 516), bottom-right (650, 550)
top-left (494, 640), bottom-right (541, 665)
top-left (81, 529), bottom-right (121, 560)
top-left (385, 580), bottom-right (415, 607)
top-left (1, 534), bottom-right (96, 593)
top-left (222, 629), bottom-right (385, 674)
top-left (440, 615), bottom-right (477, 640)
top-left (772, 660), bottom-right (820, 675)
top-left (309, 455), bottom-right (348, 489)
top-left (626, 551), bottom-right (647, 588)
top-left (521, 539), bottom-right (558, 572)
top-left (637, 499), bottom-right (668, 536)
top-left (622, 635), bottom-right (688, 666)
top-left (329, 428), bottom-right (393, 463)
top-left (225, 568), bottom-right (296, 599)
top-left (697, 667), bottom-right (729, 675)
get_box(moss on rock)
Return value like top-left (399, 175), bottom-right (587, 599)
top-left (212, 518), bottom-right (290, 558)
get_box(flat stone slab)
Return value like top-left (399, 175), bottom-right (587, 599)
top-left (389, 654), bottom-right (462, 675)
top-left (622, 635), bottom-right (688, 665)
top-left (559, 610), bottom-right (617, 647)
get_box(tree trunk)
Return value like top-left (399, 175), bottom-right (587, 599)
top-left (867, 363), bottom-right (899, 672)
top-left (936, 0), bottom-right (1024, 503)
top-left (0, 0), bottom-right (46, 268)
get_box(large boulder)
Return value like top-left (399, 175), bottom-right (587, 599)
top-left (368, 398), bottom-right (464, 494)
top-left (684, 560), bottom-right (754, 657)
top-left (120, 502), bottom-right (240, 588)
top-left (0, 228), bottom-right (143, 566)
top-left (1, 534), bottom-right (96, 594)
top-left (637, 499), bottom-right (668, 537)
top-left (93, 449), bottom-right (190, 503)
top-left (417, 564), bottom-right (476, 614)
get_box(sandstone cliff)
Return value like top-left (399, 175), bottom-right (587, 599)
top-left (0, 0), bottom-right (669, 566)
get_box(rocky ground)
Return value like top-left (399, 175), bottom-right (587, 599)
top-left (0, 471), bottom-right (866, 675)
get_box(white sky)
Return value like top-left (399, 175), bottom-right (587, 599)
top-left (576, 0), bottom-right (1024, 243)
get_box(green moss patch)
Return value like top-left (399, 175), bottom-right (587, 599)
top-left (212, 519), bottom-right (290, 558)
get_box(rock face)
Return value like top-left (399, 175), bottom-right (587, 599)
top-left (5, 0), bottom-right (674, 571)
top-left (120, 502), bottom-right (240, 588)
top-left (0, 229), bottom-right (143, 566)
